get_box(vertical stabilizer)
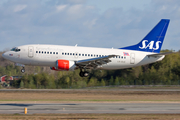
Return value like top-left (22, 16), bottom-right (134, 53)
top-left (120, 19), bottom-right (170, 53)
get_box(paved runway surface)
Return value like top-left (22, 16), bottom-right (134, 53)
top-left (0, 103), bottom-right (180, 114)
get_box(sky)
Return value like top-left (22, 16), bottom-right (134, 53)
top-left (0, 0), bottom-right (180, 51)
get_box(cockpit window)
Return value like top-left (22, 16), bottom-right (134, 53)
top-left (11, 47), bottom-right (21, 52)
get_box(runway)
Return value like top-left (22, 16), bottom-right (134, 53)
top-left (0, 103), bottom-right (180, 114)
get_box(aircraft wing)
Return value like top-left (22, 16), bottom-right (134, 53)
top-left (75, 55), bottom-right (116, 69)
top-left (147, 52), bottom-right (174, 57)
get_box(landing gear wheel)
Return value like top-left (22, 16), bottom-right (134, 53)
top-left (21, 67), bottom-right (25, 73)
top-left (79, 71), bottom-right (84, 77)
top-left (79, 69), bottom-right (89, 77)
top-left (83, 71), bottom-right (89, 77)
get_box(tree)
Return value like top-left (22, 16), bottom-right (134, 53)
top-left (48, 75), bottom-right (56, 89)
top-left (65, 76), bottom-right (70, 88)
top-left (20, 80), bottom-right (24, 88)
top-left (109, 76), bottom-right (114, 85)
top-left (100, 79), bottom-right (106, 86)
top-left (114, 77), bottom-right (119, 85)
top-left (88, 78), bottom-right (95, 87)
top-left (76, 80), bottom-right (87, 88)
top-left (119, 77), bottom-right (126, 85)
top-left (28, 77), bottom-right (36, 89)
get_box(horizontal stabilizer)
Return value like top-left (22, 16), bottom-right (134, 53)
top-left (147, 52), bottom-right (174, 57)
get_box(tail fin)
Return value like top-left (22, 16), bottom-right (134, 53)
top-left (120, 19), bottom-right (170, 53)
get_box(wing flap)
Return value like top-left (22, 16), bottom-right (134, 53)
top-left (76, 55), bottom-right (116, 69)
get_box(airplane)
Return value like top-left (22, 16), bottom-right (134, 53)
top-left (2, 19), bottom-right (171, 77)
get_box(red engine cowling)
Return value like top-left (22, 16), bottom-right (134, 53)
top-left (50, 60), bottom-right (76, 71)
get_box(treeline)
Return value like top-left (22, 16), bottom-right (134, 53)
top-left (1, 50), bottom-right (180, 89)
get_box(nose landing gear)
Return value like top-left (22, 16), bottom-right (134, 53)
top-left (15, 63), bottom-right (25, 73)
top-left (21, 67), bottom-right (25, 73)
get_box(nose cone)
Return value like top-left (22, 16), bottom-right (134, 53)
top-left (2, 53), bottom-right (5, 58)
top-left (2, 52), bottom-right (8, 59)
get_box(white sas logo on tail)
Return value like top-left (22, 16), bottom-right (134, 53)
top-left (139, 40), bottom-right (161, 50)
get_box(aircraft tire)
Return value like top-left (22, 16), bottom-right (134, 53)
top-left (21, 69), bottom-right (25, 73)
top-left (79, 71), bottom-right (84, 77)
top-left (83, 71), bottom-right (89, 77)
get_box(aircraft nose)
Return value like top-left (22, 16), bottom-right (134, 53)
top-left (2, 52), bottom-right (8, 59)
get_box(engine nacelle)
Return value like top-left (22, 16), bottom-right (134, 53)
top-left (50, 60), bottom-right (76, 71)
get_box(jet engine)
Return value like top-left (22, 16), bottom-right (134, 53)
top-left (50, 60), bottom-right (76, 71)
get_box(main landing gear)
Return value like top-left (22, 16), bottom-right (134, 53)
top-left (21, 67), bottom-right (25, 73)
top-left (79, 69), bottom-right (89, 77)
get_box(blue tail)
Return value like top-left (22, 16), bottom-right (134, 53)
top-left (120, 19), bottom-right (170, 53)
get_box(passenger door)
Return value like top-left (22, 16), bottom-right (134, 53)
top-left (28, 46), bottom-right (34, 58)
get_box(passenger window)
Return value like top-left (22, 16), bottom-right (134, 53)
top-left (85, 54), bottom-right (87, 56)
top-left (67, 53), bottom-right (69, 55)
top-left (47, 52), bottom-right (49, 54)
top-left (65, 53), bottom-right (66, 55)
top-left (73, 53), bottom-right (75, 55)
top-left (91, 54), bottom-right (93, 57)
top-left (99, 55), bottom-right (101, 57)
top-left (88, 54), bottom-right (90, 56)
top-left (36, 51), bottom-right (38, 53)
top-left (121, 56), bottom-right (123, 59)
top-left (56, 52), bottom-right (58, 54)
top-left (79, 54), bottom-right (81, 56)
top-left (45, 52), bottom-right (46, 54)
top-left (50, 52), bottom-right (52, 54)
top-left (82, 54), bottom-right (84, 56)
top-left (62, 52), bottom-right (64, 55)
top-left (42, 51), bottom-right (43, 54)
top-left (76, 53), bottom-right (78, 56)
top-left (124, 57), bottom-right (126, 59)
top-left (39, 51), bottom-right (41, 53)
top-left (70, 53), bottom-right (72, 55)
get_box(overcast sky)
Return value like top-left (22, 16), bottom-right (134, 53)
top-left (0, 0), bottom-right (180, 51)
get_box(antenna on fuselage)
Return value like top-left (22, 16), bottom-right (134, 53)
top-left (75, 44), bottom-right (78, 47)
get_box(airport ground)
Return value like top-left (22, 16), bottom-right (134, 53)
top-left (0, 86), bottom-right (180, 119)
top-left (0, 87), bottom-right (180, 103)
top-left (0, 114), bottom-right (180, 120)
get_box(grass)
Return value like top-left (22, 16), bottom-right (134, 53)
top-left (0, 89), bottom-right (180, 102)
top-left (86, 85), bottom-right (180, 89)
top-left (0, 114), bottom-right (180, 120)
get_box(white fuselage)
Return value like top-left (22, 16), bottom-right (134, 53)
top-left (2, 44), bottom-right (165, 70)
